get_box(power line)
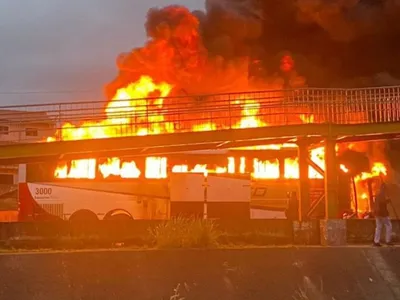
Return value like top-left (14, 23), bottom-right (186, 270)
top-left (0, 90), bottom-right (98, 95)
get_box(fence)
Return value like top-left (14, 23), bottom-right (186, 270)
top-left (0, 86), bottom-right (399, 143)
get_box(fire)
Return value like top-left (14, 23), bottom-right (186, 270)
top-left (348, 162), bottom-right (388, 213)
top-left (171, 165), bottom-right (189, 173)
top-left (253, 159), bottom-right (279, 179)
top-left (49, 74), bottom-right (389, 217)
top-left (340, 164), bottom-right (349, 173)
top-left (284, 158), bottom-right (299, 179)
top-left (299, 114), bottom-right (314, 124)
top-left (48, 76), bottom-right (174, 143)
top-left (55, 159), bottom-right (96, 179)
top-left (145, 157), bottom-right (167, 179)
top-left (50, 74), bottom-right (299, 179)
top-left (354, 162), bottom-right (387, 181)
top-left (40, 2), bottom-right (393, 219)
top-left (239, 157), bottom-right (246, 174)
top-left (98, 158), bottom-right (141, 179)
top-left (233, 97), bottom-right (267, 129)
top-left (228, 157), bottom-right (235, 174)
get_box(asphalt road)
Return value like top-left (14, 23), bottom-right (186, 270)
top-left (0, 246), bottom-right (399, 300)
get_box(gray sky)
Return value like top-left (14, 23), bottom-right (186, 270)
top-left (0, 0), bottom-right (203, 105)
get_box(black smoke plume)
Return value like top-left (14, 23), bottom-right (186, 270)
top-left (260, 0), bottom-right (400, 87)
top-left (105, 0), bottom-right (304, 98)
top-left (105, 0), bottom-right (400, 172)
top-left (107, 0), bottom-right (400, 98)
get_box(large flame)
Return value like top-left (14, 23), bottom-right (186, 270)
top-left (50, 75), bottom-right (388, 215)
top-left (41, 3), bottom-right (392, 218)
top-left (51, 75), bottom-right (324, 180)
top-left (51, 76), bottom-right (387, 177)
top-left (48, 76), bottom-right (174, 142)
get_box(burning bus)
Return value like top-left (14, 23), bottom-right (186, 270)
top-left (1, 76), bottom-right (394, 222)
top-left (0, 4), bottom-right (396, 222)
top-left (14, 147), bottom-right (386, 222)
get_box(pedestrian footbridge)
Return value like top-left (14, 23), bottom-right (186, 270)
top-left (0, 86), bottom-right (400, 164)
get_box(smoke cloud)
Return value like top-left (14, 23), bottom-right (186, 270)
top-left (104, 0), bottom-right (400, 173)
top-left (271, 0), bottom-right (400, 87)
top-left (107, 0), bottom-right (400, 98)
top-left (105, 0), bottom-right (305, 98)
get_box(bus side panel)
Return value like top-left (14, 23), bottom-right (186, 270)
top-left (21, 182), bottom-right (155, 221)
top-left (207, 202), bottom-right (250, 219)
top-left (18, 182), bottom-right (55, 221)
top-left (249, 179), bottom-right (292, 219)
top-left (169, 202), bottom-right (204, 218)
top-left (169, 173), bottom-right (204, 218)
top-left (19, 182), bottom-right (34, 221)
top-left (249, 179), bottom-right (325, 219)
top-left (45, 180), bottom-right (169, 199)
top-left (207, 175), bottom-right (251, 219)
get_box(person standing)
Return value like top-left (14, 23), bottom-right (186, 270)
top-left (373, 182), bottom-right (394, 246)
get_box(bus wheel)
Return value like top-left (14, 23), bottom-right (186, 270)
top-left (69, 209), bottom-right (98, 223)
top-left (104, 210), bottom-right (133, 221)
top-left (108, 214), bottom-right (132, 221)
top-left (69, 210), bottom-right (99, 237)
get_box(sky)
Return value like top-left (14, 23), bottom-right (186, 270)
top-left (0, 0), bottom-right (203, 106)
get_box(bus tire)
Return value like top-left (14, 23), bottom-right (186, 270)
top-left (104, 209), bottom-right (133, 221)
top-left (69, 209), bottom-right (99, 224)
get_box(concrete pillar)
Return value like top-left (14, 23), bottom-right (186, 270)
top-left (324, 138), bottom-right (339, 219)
top-left (18, 164), bottom-right (26, 183)
top-left (321, 137), bottom-right (347, 246)
top-left (297, 139), bottom-right (309, 221)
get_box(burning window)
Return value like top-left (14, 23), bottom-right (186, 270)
top-left (145, 157), bottom-right (167, 179)
top-left (54, 159), bottom-right (96, 179)
top-left (239, 157), bottom-right (246, 174)
top-left (253, 159), bottom-right (279, 179)
top-left (98, 158), bottom-right (141, 179)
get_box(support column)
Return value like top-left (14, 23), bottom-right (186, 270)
top-left (324, 138), bottom-right (339, 219)
top-left (293, 139), bottom-right (319, 245)
top-left (297, 139), bottom-right (310, 221)
top-left (320, 137), bottom-right (347, 246)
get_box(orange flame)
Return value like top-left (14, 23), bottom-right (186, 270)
top-left (49, 76), bottom-right (174, 143)
top-left (340, 164), bottom-right (349, 173)
top-left (51, 75), bottom-right (292, 179)
top-left (145, 157), bottom-right (167, 179)
top-left (98, 158), bottom-right (141, 179)
top-left (354, 162), bottom-right (387, 181)
top-left (50, 75), bottom-right (389, 216)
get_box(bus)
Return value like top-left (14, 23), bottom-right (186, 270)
top-left (3, 150), bottom-right (355, 222)
top-left (18, 164), bottom-right (252, 222)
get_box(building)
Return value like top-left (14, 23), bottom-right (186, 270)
top-left (0, 110), bottom-right (55, 204)
top-left (0, 109), bottom-right (55, 144)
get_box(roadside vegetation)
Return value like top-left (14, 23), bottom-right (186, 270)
top-left (0, 217), bottom-right (317, 250)
top-left (149, 217), bottom-right (220, 249)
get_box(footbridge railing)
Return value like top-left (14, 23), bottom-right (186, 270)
top-left (0, 86), bottom-right (399, 144)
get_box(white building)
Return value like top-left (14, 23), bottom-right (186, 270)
top-left (0, 109), bottom-right (55, 185)
top-left (0, 109), bottom-right (55, 144)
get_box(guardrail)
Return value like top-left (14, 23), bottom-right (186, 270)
top-left (0, 86), bottom-right (399, 143)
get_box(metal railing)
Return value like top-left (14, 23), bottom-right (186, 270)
top-left (0, 86), bottom-right (399, 143)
